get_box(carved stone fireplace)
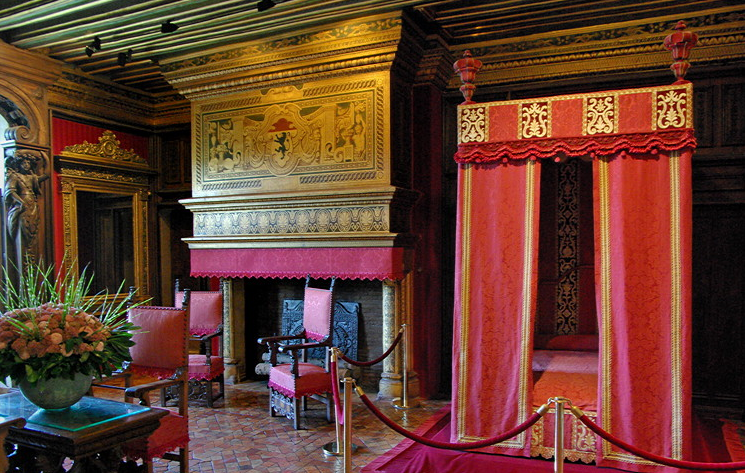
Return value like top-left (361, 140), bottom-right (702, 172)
top-left (171, 11), bottom-right (428, 399)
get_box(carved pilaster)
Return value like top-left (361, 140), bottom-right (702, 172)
top-left (1, 126), bottom-right (52, 277)
top-left (378, 274), bottom-right (419, 401)
top-left (222, 277), bottom-right (246, 383)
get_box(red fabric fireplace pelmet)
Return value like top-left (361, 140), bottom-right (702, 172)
top-left (190, 247), bottom-right (407, 280)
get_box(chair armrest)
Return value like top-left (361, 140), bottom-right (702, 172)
top-left (197, 329), bottom-right (222, 343)
top-left (257, 334), bottom-right (303, 345)
top-left (124, 378), bottom-right (182, 399)
top-left (92, 371), bottom-right (132, 389)
top-left (278, 341), bottom-right (328, 354)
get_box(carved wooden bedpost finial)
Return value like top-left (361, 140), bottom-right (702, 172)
top-left (454, 50), bottom-right (482, 104)
top-left (664, 20), bottom-right (698, 84)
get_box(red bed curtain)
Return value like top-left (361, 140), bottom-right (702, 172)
top-left (594, 149), bottom-right (693, 470)
top-left (452, 83), bottom-right (695, 471)
top-left (451, 160), bottom-right (541, 456)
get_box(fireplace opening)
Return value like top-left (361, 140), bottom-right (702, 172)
top-left (244, 277), bottom-right (384, 391)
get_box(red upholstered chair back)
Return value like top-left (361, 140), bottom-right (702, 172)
top-left (128, 306), bottom-right (189, 378)
top-left (175, 290), bottom-right (223, 337)
top-left (303, 286), bottom-right (334, 342)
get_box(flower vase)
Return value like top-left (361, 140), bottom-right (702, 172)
top-left (18, 372), bottom-right (92, 410)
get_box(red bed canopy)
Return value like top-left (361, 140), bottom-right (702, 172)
top-left (450, 75), bottom-right (695, 471)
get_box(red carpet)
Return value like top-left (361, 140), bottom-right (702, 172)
top-left (363, 407), bottom-right (741, 473)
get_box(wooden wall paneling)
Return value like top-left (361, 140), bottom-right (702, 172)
top-left (721, 82), bottom-right (745, 147)
top-left (692, 204), bottom-right (745, 407)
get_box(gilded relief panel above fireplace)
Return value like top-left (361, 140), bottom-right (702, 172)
top-left (192, 75), bottom-right (388, 197)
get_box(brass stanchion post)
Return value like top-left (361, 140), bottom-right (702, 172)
top-left (393, 324), bottom-right (417, 409)
top-left (323, 349), bottom-right (358, 458)
top-left (343, 377), bottom-right (353, 473)
top-left (553, 397), bottom-right (567, 473)
top-left (323, 348), bottom-right (342, 456)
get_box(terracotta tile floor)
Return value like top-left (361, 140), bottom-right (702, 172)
top-left (102, 380), bottom-right (448, 473)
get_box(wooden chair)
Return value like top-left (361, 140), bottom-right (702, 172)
top-left (175, 279), bottom-right (225, 408)
top-left (93, 290), bottom-right (191, 473)
top-left (258, 276), bottom-right (336, 429)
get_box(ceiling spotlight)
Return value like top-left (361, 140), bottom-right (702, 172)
top-left (117, 49), bottom-right (133, 67)
top-left (161, 20), bottom-right (179, 33)
top-left (257, 0), bottom-right (275, 12)
top-left (84, 36), bottom-right (102, 57)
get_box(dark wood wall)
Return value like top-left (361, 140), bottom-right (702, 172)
top-left (690, 74), bottom-right (745, 410)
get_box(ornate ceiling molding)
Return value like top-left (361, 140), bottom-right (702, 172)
top-left (162, 13), bottom-right (409, 98)
top-left (450, 9), bottom-right (745, 88)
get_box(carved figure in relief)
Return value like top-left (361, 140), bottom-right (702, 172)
top-left (334, 102), bottom-right (366, 163)
top-left (274, 131), bottom-right (289, 160)
top-left (208, 120), bottom-right (238, 173)
top-left (4, 150), bottom-right (49, 257)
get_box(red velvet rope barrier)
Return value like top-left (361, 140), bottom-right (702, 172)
top-left (359, 390), bottom-right (545, 450)
top-left (338, 329), bottom-right (404, 367)
top-left (575, 412), bottom-right (745, 470)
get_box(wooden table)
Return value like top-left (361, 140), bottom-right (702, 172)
top-left (0, 391), bottom-right (168, 472)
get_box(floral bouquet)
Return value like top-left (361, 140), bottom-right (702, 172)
top-left (0, 259), bottom-right (142, 385)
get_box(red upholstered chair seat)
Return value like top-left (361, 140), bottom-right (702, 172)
top-left (268, 363), bottom-right (331, 398)
top-left (124, 412), bottom-right (189, 461)
top-left (187, 354), bottom-right (224, 381)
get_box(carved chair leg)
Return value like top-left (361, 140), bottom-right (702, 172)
top-left (293, 397), bottom-right (301, 430)
top-left (179, 447), bottom-right (189, 473)
top-left (206, 380), bottom-right (214, 408)
top-left (326, 393), bottom-right (332, 422)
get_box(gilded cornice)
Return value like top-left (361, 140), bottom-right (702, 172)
top-left (56, 130), bottom-right (155, 181)
top-left (57, 165), bottom-right (150, 186)
top-left (180, 186), bottom-right (418, 248)
top-left (450, 9), bottom-right (745, 88)
top-left (176, 55), bottom-right (396, 101)
top-left (162, 13), bottom-right (407, 98)
top-left (62, 130), bottom-right (146, 164)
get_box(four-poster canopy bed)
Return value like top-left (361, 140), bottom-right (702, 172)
top-left (450, 22), bottom-right (697, 472)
